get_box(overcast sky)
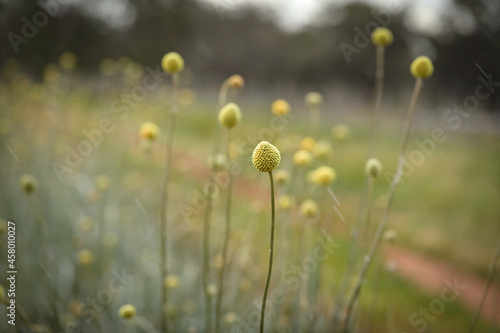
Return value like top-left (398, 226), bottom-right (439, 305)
top-left (198, 0), bottom-right (469, 34)
top-left (65, 0), bottom-right (475, 36)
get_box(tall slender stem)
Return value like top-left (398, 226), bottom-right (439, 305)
top-left (343, 78), bottom-right (423, 332)
top-left (368, 45), bottom-right (386, 159)
top-left (260, 171), bottom-right (276, 333)
top-left (360, 176), bottom-right (375, 254)
top-left (467, 242), bottom-right (500, 333)
top-left (215, 129), bottom-right (233, 333)
top-left (159, 73), bottom-right (179, 333)
top-left (202, 79), bottom-right (231, 333)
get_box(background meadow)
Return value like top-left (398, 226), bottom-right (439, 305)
top-left (1, 0), bottom-right (500, 332)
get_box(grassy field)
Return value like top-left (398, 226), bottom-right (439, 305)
top-left (0, 63), bottom-right (499, 333)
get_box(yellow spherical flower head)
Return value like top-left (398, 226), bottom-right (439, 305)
top-left (299, 137), bottom-right (315, 151)
top-left (20, 174), bottom-right (37, 194)
top-left (305, 92), bottom-right (323, 107)
top-left (383, 229), bottom-right (398, 243)
top-left (271, 99), bottom-right (290, 116)
top-left (300, 200), bottom-right (319, 219)
top-left (164, 275), bottom-right (180, 289)
top-left (102, 232), bottom-right (119, 248)
top-left (227, 74), bottom-right (245, 90)
top-left (94, 175), bottom-right (111, 190)
top-left (99, 58), bottom-right (116, 76)
top-left (218, 103), bottom-right (242, 128)
top-left (78, 217), bottom-right (94, 232)
top-left (274, 169), bottom-right (290, 185)
top-left (332, 124), bottom-right (351, 141)
top-left (252, 141), bottom-right (281, 172)
top-left (77, 249), bottom-right (93, 266)
top-left (139, 122), bottom-right (160, 141)
top-left (293, 150), bottom-right (312, 167)
top-left (59, 51), bottom-right (78, 70)
top-left (365, 158), bottom-right (383, 178)
top-left (278, 195), bottom-right (295, 211)
top-left (207, 153), bottom-right (228, 170)
top-left (118, 304), bottom-right (136, 319)
top-left (312, 166), bottom-right (337, 186)
top-left (224, 312), bottom-right (237, 324)
top-left (313, 140), bottom-right (332, 159)
top-left (410, 56), bottom-right (434, 79)
top-left (371, 27), bottom-right (393, 47)
top-left (161, 52), bottom-right (184, 74)
top-left (206, 283), bottom-right (218, 296)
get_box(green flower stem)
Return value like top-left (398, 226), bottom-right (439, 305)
top-left (467, 242), bottom-right (500, 333)
top-left (202, 79), bottom-right (232, 333)
top-left (343, 78), bottom-right (423, 332)
top-left (159, 73), bottom-right (179, 333)
top-left (214, 129), bottom-right (233, 333)
top-left (368, 45), bottom-right (386, 159)
top-left (360, 176), bottom-right (375, 254)
top-left (260, 171), bottom-right (276, 333)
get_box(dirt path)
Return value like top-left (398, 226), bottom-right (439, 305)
top-left (385, 245), bottom-right (500, 326)
top-left (177, 151), bottom-right (500, 325)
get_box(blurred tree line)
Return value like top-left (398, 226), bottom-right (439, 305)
top-left (0, 0), bottom-right (499, 110)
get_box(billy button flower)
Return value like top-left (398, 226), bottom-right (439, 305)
top-left (118, 304), bottom-right (136, 319)
top-left (77, 249), bottom-right (93, 266)
top-left (371, 27), bottom-right (393, 47)
top-left (252, 141), bottom-right (281, 173)
top-left (274, 169), bottom-right (290, 186)
top-left (305, 92), bottom-right (323, 108)
top-left (161, 52), bottom-right (184, 74)
top-left (207, 153), bottom-right (228, 171)
top-left (365, 158), bottom-right (383, 178)
top-left (139, 122), bottom-right (160, 141)
top-left (410, 56), bottom-right (434, 79)
top-left (313, 140), bottom-right (332, 160)
top-left (227, 74), bottom-right (245, 90)
top-left (20, 174), bottom-right (37, 194)
top-left (278, 195), bottom-right (295, 211)
top-left (252, 141), bottom-right (281, 333)
top-left (300, 199), bottom-right (319, 219)
top-left (305, 92), bottom-right (323, 130)
top-left (312, 166), bottom-right (337, 186)
top-left (271, 99), bottom-right (290, 117)
top-left (299, 137), bottom-right (315, 151)
top-left (293, 150), bottom-right (313, 167)
top-left (332, 124), bottom-right (351, 142)
top-left (218, 103), bottom-right (242, 128)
